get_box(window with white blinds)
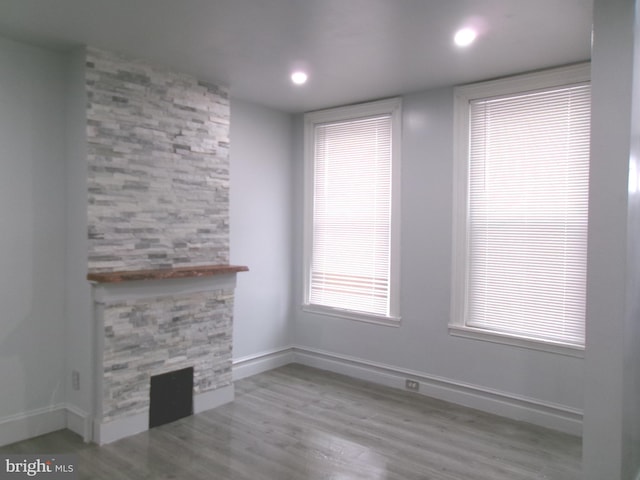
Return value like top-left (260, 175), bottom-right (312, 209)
top-left (451, 64), bottom-right (590, 351)
top-left (303, 98), bottom-right (401, 324)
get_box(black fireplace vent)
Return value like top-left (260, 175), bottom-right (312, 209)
top-left (149, 366), bottom-right (194, 428)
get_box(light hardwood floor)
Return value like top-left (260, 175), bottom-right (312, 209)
top-left (1, 364), bottom-right (581, 479)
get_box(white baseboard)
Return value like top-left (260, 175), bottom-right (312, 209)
top-left (0, 405), bottom-right (67, 447)
top-left (64, 404), bottom-right (91, 443)
top-left (0, 403), bottom-right (92, 448)
top-left (291, 346), bottom-right (583, 436)
top-left (1, 347), bottom-right (583, 447)
top-left (93, 412), bottom-right (148, 445)
top-left (230, 345), bottom-right (582, 435)
top-left (194, 383), bottom-right (234, 414)
top-left (233, 347), bottom-right (295, 381)
top-left (93, 384), bottom-right (235, 445)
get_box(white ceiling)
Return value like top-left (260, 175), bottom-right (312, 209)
top-left (0, 0), bottom-right (592, 113)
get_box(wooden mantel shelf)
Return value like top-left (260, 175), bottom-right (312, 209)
top-left (87, 265), bottom-right (249, 283)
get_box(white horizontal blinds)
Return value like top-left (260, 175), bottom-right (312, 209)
top-left (467, 83), bottom-right (591, 346)
top-left (310, 115), bottom-right (392, 316)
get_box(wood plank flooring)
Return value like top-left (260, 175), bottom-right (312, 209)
top-left (0, 364), bottom-right (581, 479)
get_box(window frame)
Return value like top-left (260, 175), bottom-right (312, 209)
top-left (450, 63), bottom-right (590, 357)
top-left (302, 97), bottom-right (402, 326)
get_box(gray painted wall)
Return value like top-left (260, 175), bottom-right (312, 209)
top-left (625, 0), bottom-right (640, 468)
top-left (292, 87), bottom-right (585, 412)
top-left (229, 99), bottom-right (294, 360)
top-left (63, 47), bottom-right (92, 419)
top-left (0, 37), bottom-right (67, 419)
top-left (583, 0), bottom-right (640, 478)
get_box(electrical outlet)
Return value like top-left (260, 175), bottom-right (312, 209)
top-left (405, 379), bottom-right (419, 391)
top-left (72, 370), bottom-right (80, 391)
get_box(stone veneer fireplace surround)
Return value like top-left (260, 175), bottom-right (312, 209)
top-left (80, 46), bottom-right (242, 445)
top-left (89, 265), bottom-right (247, 444)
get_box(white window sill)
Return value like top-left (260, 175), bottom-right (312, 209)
top-left (302, 304), bottom-right (401, 327)
top-left (448, 324), bottom-right (584, 358)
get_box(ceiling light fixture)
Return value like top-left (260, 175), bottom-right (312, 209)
top-left (291, 71), bottom-right (308, 85)
top-left (454, 27), bottom-right (477, 47)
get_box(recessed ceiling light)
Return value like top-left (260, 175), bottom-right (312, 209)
top-left (454, 28), bottom-right (477, 47)
top-left (291, 71), bottom-right (308, 85)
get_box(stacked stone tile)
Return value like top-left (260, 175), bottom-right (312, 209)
top-left (100, 288), bottom-right (233, 421)
top-left (84, 47), bottom-right (236, 428)
top-left (86, 47), bottom-right (230, 273)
